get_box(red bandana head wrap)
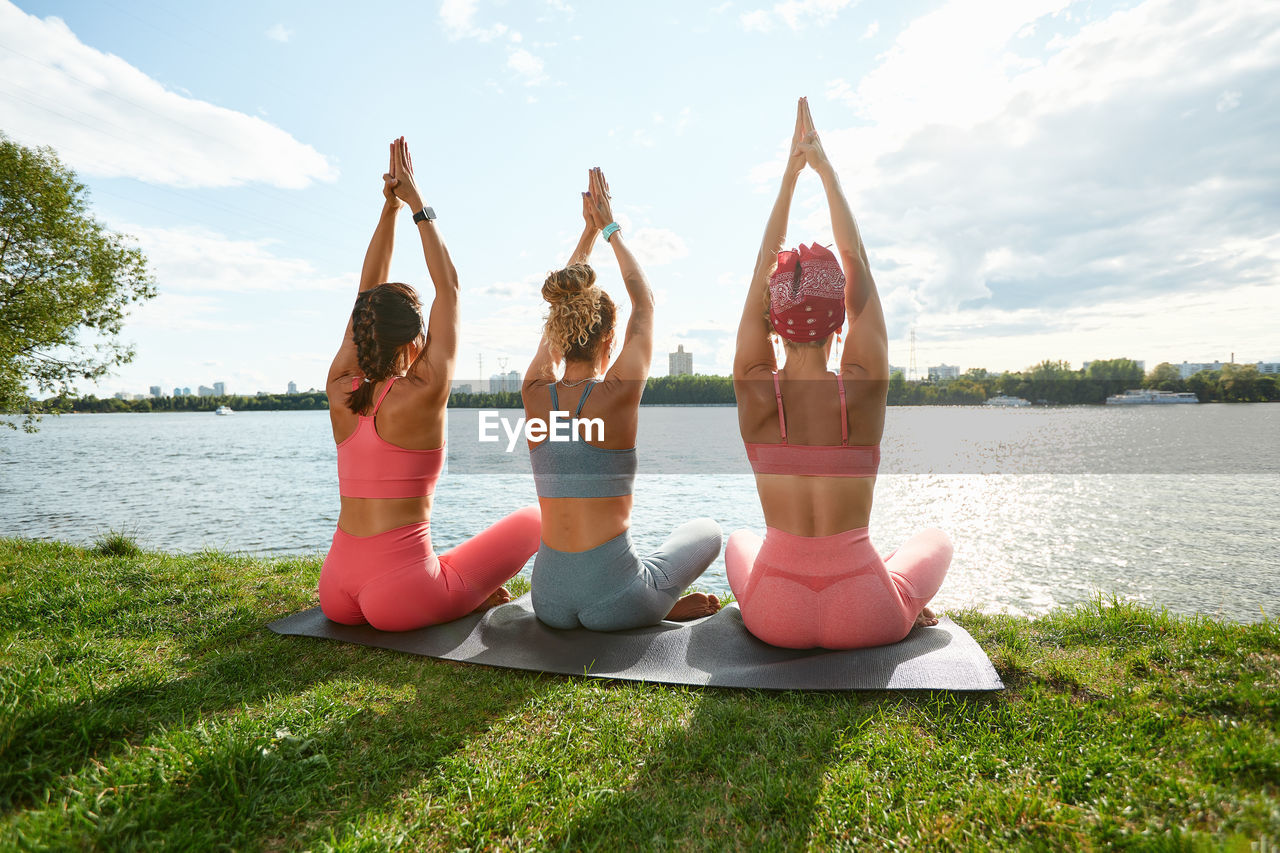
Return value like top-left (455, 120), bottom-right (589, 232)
top-left (768, 243), bottom-right (845, 342)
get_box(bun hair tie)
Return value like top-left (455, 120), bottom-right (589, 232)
top-left (768, 243), bottom-right (845, 342)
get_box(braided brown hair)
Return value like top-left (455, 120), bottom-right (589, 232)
top-left (542, 264), bottom-right (616, 363)
top-left (345, 282), bottom-right (424, 414)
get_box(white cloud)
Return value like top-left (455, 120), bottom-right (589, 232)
top-left (265, 23), bottom-right (292, 43)
top-left (754, 0), bottom-right (1280, 368)
top-left (128, 292), bottom-right (245, 333)
top-left (0, 2), bottom-right (336, 189)
top-left (739, 0), bottom-right (853, 32)
top-left (863, 20), bottom-right (879, 39)
top-left (626, 228), bottom-right (691, 267)
top-left (126, 225), bottom-right (352, 294)
top-left (739, 10), bottom-right (773, 31)
top-left (439, 0), bottom-right (509, 41)
top-left (1216, 89), bottom-right (1241, 112)
top-left (507, 48), bottom-right (547, 85)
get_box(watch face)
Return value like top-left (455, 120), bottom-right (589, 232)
top-left (421, 206), bottom-right (437, 221)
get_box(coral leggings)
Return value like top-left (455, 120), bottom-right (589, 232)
top-left (319, 505), bottom-right (541, 632)
top-left (725, 526), bottom-right (952, 649)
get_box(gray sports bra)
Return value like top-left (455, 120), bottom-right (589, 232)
top-left (529, 380), bottom-right (637, 498)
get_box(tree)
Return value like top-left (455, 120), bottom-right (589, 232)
top-left (1147, 362), bottom-right (1183, 391)
top-left (1219, 363), bottom-right (1260, 402)
top-left (1, 134), bottom-right (155, 429)
top-left (1084, 357), bottom-right (1145, 403)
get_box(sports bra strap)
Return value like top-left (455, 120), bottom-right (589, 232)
top-left (836, 373), bottom-right (849, 446)
top-left (547, 382), bottom-right (560, 411)
top-left (370, 376), bottom-right (398, 415)
top-left (575, 380), bottom-right (598, 417)
top-left (772, 371), bottom-right (788, 443)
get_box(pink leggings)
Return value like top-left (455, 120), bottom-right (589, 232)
top-left (319, 505), bottom-right (541, 632)
top-left (725, 526), bottom-right (952, 650)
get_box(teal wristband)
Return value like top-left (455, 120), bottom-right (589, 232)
top-left (602, 222), bottom-right (621, 242)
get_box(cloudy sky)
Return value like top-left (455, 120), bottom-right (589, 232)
top-left (2, 0), bottom-right (1276, 396)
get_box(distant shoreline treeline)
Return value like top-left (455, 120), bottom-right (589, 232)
top-left (30, 360), bottom-right (1279, 414)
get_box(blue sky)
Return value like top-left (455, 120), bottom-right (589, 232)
top-left (2, 0), bottom-right (1277, 396)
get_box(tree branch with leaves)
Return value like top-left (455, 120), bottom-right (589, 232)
top-left (0, 133), bottom-right (156, 430)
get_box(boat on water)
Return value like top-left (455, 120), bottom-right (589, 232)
top-left (1105, 389), bottom-right (1199, 405)
top-left (984, 395), bottom-right (1031, 407)
top-left (214, 405), bottom-right (234, 415)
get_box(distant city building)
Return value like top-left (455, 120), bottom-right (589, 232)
top-left (198, 385), bottom-right (214, 397)
top-left (927, 364), bottom-right (960, 381)
top-left (182, 387), bottom-right (191, 397)
top-left (889, 365), bottom-right (905, 377)
top-left (488, 370), bottom-right (521, 393)
top-left (149, 386), bottom-right (162, 397)
top-left (1258, 362), bottom-right (1280, 375)
top-left (669, 345), bottom-right (693, 376)
top-left (173, 387), bottom-right (183, 397)
top-left (1178, 360), bottom-right (1227, 379)
top-left (450, 383), bottom-right (473, 396)
top-left (213, 381), bottom-right (225, 396)
top-left (287, 380), bottom-right (298, 395)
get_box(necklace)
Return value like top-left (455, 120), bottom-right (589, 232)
top-left (557, 374), bottom-right (600, 388)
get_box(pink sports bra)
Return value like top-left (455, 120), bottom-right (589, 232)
top-left (336, 376), bottom-right (445, 498)
top-left (744, 371), bottom-right (880, 477)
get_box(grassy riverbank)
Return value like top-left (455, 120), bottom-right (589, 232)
top-left (1, 538), bottom-right (1276, 850)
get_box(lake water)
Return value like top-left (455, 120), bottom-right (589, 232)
top-left (2, 405), bottom-right (1276, 622)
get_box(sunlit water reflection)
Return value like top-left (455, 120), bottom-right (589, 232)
top-left (2, 405), bottom-right (1275, 621)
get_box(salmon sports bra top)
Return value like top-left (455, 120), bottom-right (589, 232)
top-left (337, 376), bottom-right (445, 498)
top-left (743, 371), bottom-right (880, 477)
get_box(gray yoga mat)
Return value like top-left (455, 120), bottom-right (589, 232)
top-left (269, 594), bottom-right (1003, 691)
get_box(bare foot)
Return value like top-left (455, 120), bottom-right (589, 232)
top-left (666, 593), bottom-right (721, 622)
top-left (913, 605), bottom-right (939, 628)
top-left (472, 586), bottom-right (512, 614)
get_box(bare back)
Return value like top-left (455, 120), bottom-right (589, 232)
top-left (523, 377), bottom-right (638, 551)
top-left (735, 368), bottom-right (887, 536)
top-left (327, 372), bottom-right (447, 537)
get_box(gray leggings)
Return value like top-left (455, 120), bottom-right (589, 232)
top-left (531, 518), bottom-right (723, 631)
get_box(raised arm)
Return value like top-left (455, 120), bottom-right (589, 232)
top-left (328, 146), bottom-right (403, 384)
top-left (358, 141), bottom-right (403, 291)
top-left (568, 177), bottom-right (601, 266)
top-left (795, 100), bottom-right (888, 380)
top-left (734, 99), bottom-right (808, 380)
top-left (586, 168), bottom-right (654, 389)
top-left (390, 137), bottom-right (460, 393)
top-left (524, 172), bottom-right (602, 390)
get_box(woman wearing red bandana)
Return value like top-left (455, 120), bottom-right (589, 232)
top-left (728, 99), bottom-right (953, 650)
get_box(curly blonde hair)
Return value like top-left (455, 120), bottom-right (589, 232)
top-left (542, 264), bottom-right (616, 362)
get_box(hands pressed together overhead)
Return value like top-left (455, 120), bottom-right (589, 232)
top-left (582, 166), bottom-right (614, 231)
top-left (383, 136), bottom-right (424, 212)
top-left (788, 96), bottom-right (831, 177)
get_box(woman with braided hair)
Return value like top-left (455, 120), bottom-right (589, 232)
top-left (321, 137), bottom-right (540, 631)
top-left (521, 167), bottom-right (722, 631)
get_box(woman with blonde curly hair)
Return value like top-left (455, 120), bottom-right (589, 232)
top-left (521, 167), bottom-right (722, 630)
top-left (320, 137), bottom-right (540, 631)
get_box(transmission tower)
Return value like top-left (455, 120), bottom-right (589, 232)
top-left (908, 327), bottom-right (918, 381)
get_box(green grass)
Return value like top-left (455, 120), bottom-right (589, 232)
top-left (0, 538), bottom-right (1276, 851)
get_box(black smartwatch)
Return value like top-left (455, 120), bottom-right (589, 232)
top-left (413, 207), bottom-right (437, 224)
